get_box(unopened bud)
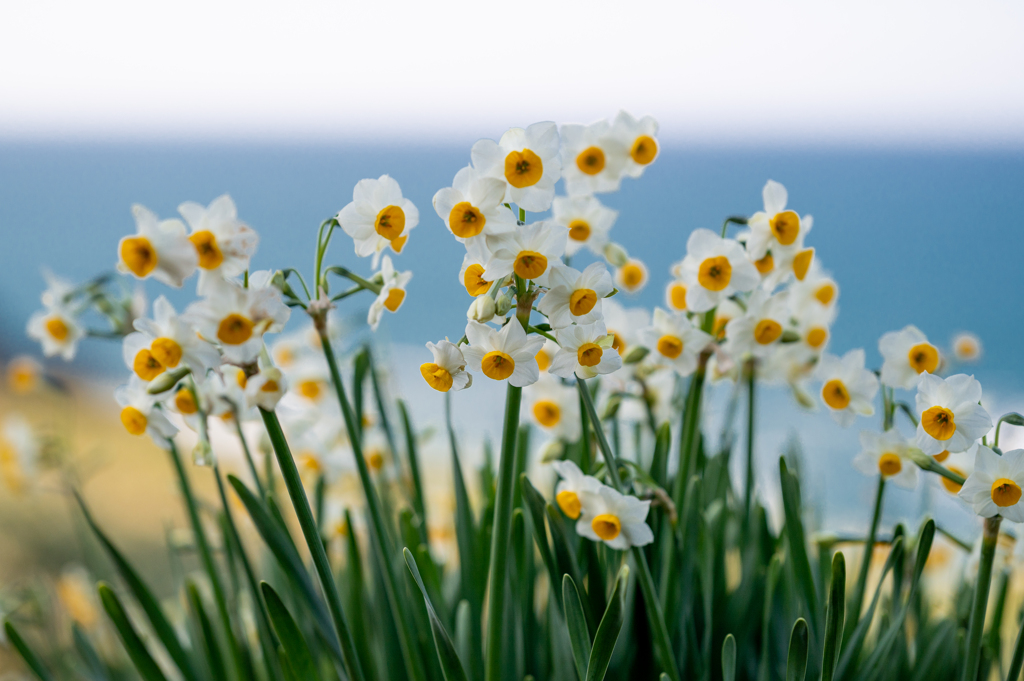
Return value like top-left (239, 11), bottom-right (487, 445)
top-left (147, 366), bottom-right (191, 395)
top-left (192, 440), bottom-right (214, 467)
top-left (495, 291), bottom-right (513, 316)
top-left (603, 242), bottom-right (629, 268)
top-left (623, 346), bottom-right (649, 365)
top-left (539, 439), bottom-right (565, 463)
top-left (467, 296), bottom-right (496, 323)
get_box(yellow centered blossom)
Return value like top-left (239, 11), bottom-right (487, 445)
top-left (367, 451), bottom-right (385, 471)
top-left (754, 253), bottom-right (774, 275)
top-left (174, 388), bottom-right (198, 415)
top-left (933, 450), bottom-right (950, 463)
top-left (46, 317), bottom-right (70, 341)
top-left (120, 406), bottom-right (148, 435)
top-left (631, 135), bottom-right (657, 164)
top-left (536, 349), bottom-right (551, 372)
top-left (233, 369), bottom-right (248, 389)
top-left (133, 349), bottom-right (165, 381)
top-left (822, 379), bottom-right (850, 410)
top-left (576, 146), bottom-right (606, 175)
top-left (569, 289), bottom-right (598, 316)
top-left (120, 236), bottom-right (159, 277)
top-left (7, 360), bottom-right (39, 394)
top-left (514, 251), bottom-right (548, 279)
top-left (921, 406), bottom-right (956, 441)
top-left (298, 453), bottom-right (321, 473)
top-left (942, 465), bottom-right (965, 493)
top-left (260, 379), bottom-right (279, 393)
top-left (956, 337), bottom-right (979, 359)
top-left (568, 220), bottom-right (591, 242)
top-left (391, 234), bottom-right (408, 253)
top-left (754, 320), bottom-right (783, 345)
top-left (669, 283), bottom-right (687, 310)
top-left (713, 315), bottom-right (730, 340)
top-left (619, 263), bottom-right (644, 288)
top-left (609, 331), bottom-right (625, 355)
top-left (577, 343), bottom-right (603, 367)
top-left (384, 289), bottom-right (406, 312)
top-left (150, 337), bottom-right (183, 368)
top-left (878, 452), bottom-right (902, 476)
top-left (504, 149), bottom-right (543, 188)
top-left (420, 363), bottom-right (454, 392)
top-left (991, 478), bottom-right (1022, 507)
top-left (815, 283), bottom-right (836, 305)
top-left (374, 205), bottom-right (406, 241)
top-left (806, 327), bottom-right (828, 348)
top-left (591, 513), bottom-right (622, 541)
top-left (298, 380), bottom-right (323, 401)
top-left (217, 314), bottom-right (254, 345)
top-left (464, 264), bottom-right (491, 296)
top-left (533, 400), bottom-right (561, 427)
top-left (769, 210), bottom-right (800, 245)
top-left (275, 346), bottom-right (295, 367)
top-left (908, 343), bottom-right (939, 374)
top-left (556, 490), bottom-right (582, 519)
top-left (189, 230), bottom-right (224, 269)
top-left (698, 256), bottom-right (732, 291)
top-left (793, 249), bottom-right (814, 280)
top-left (657, 335), bottom-right (684, 359)
top-left (449, 202), bottom-right (486, 239)
top-left (481, 351), bottom-right (515, 380)
top-left (57, 578), bottom-right (98, 628)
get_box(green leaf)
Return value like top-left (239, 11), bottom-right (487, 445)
top-left (261, 583), bottom-right (323, 681)
top-left (722, 634), bottom-right (736, 681)
top-left (98, 582), bottom-right (169, 681)
top-left (779, 458), bottom-right (820, 633)
top-left (72, 623), bottom-right (110, 681)
top-left (4, 621), bottom-right (55, 681)
top-left (821, 552), bottom-right (846, 681)
top-left (787, 618), bottom-right (809, 681)
top-left (649, 422), bottom-right (671, 488)
top-left (404, 548), bottom-right (470, 681)
top-left (185, 581), bottom-right (226, 681)
top-left (562, 575), bottom-right (591, 681)
top-left (586, 564), bottom-right (630, 681)
top-left (521, 474), bottom-right (559, 604)
top-left (399, 400), bottom-right (429, 537)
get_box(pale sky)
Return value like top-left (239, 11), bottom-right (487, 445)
top-left (2, 0), bottom-right (1023, 145)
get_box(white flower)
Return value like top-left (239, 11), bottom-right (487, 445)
top-left (467, 296), bottom-right (496, 324)
top-left (676, 229), bottom-right (759, 312)
top-left (0, 414), bottom-right (40, 494)
top-left (117, 205), bottom-right (197, 287)
top-left (245, 366), bottom-right (287, 412)
top-left (462, 320), bottom-right (545, 387)
top-left (433, 166), bottom-right (516, 246)
top-left (337, 175), bottom-right (419, 260)
top-left (551, 459), bottom-right (601, 519)
top-left (115, 376), bottom-right (178, 447)
top-left (749, 241), bottom-right (816, 292)
top-left (183, 278), bottom-right (290, 365)
top-left (638, 309), bottom-right (713, 377)
top-left (202, 367), bottom-right (253, 420)
top-left (790, 268), bottom-right (840, 315)
top-left (953, 332), bottom-right (983, 363)
top-left (815, 349), bottom-right (878, 427)
top-left (609, 110), bottom-right (659, 179)
top-left (879, 325), bottom-right (940, 390)
top-left (420, 339), bottom-right (473, 393)
top-left (483, 221), bottom-right (567, 283)
top-left (535, 338), bottom-right (559, 374)
top-left (723, 289), bottom-right (790, 360)
top-left (178, 195), bottom-right (258, 295)
top-left (790, 301), bottom-right (836, 357)
top-left (577, 485), bottom-right (654, 549)
top-left (914, 373), bottom-right (992, 456)
top-left (602, 299), bottom-right (651, 358)
top-left (958, 447), bottom-right (1024, 523)
top-left (537, 263), bottom-right (614, 330)
top-left (123, 296), bottom-right (220, 384)
top-left (615, 259), bottom-right (649, 294)
top-left (459, 239), bottom-right (496, 297)
top-left (852, 429), bottom-right (918, 489)
top-left (526, 376), bottom-right (581, 442)
top-left (745, 180), bottom-right (812, 261)
top-left (559, 120), bottom-right (628, 196)
top-left (472, 121), bottom-right (562, 212)
top-left (281, 356), bottom-right (331, 406)
top-left (552, 195), bottom-right (617, 257)
top-left (27, 302), bottom-right (84, 361)
top-left (550, 322), bottom-right (623, 380)
top-left (367, 256), bottom-right (412, 331)
top-left (664, 280), bottom-right (689, 313)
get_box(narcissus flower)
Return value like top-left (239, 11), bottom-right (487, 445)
top-left (602, 299), bottom-right (651, 358)
top-left (791, 302), bottom-right (835, 356)
top-left (459, 240), bottom-right (495, 297)
top-left (0, 415), bottom-right (39, 494)
top-left (420, 339), bottom-right (472, 393)
top-left (526, 376), bottom-right (581, 442)
top-left (638, 309), bottom-right (713, 377)
top-left (952, 332), bottom-right (982, 363)
top-left (559, 120), bottom-right (627, 195)
top-left (723, 289), bottom-right (790, 360)
top-left (123, 296), bottom-right (219, 384)
top-left (245, 366), bottom-right (288, 411)
top-left (610, 110), bottom-right (659, 179)
top-left (745, 180), bottom-right (812, 261)
top-left (368, 256), bottom-right (412, 331)
top-left (958, 446), bottom-right (1024, 522)
top-left (879, 325), bottom-right (940, 390)
top-left (551, 459), bottom-right (600, 519)
top-left (114, 376), bottom-right (178, 446)
top-left (178, 195), bottom-right (258, 295)
top-left (664, 280), bottom-right (688, 312)
top-left (915, 373), bottom-right (992, 455)
top-left (577, 485), bottom-right (654, 549)
top-left (552, 194), bottom-right (617, 257)
top-left (27, 303), bottom-right (84, 361)
top-left (472, 122), bottom-right (561, 212)
top-left (791, 269), bottom-right (840, 315)
top-left (432, 166), bottom-right (516, 244)
top-left (6, 356), bottom-right (42, 395)
top-left (537, 263), bottom-right (614, 330)
top-left (853, 429), bottom-right (918, 489)
top-left (462, 320), bottom-right (544, 387)
top-left (676, 229), bottom-right (759, 312)
top-left (815, 349), bottom-right (878, 427)
top-left (184, 278), bottom-right (290, 365)
top-left (535, 338), bottom-right (559, 373)
top-left (338, 175), bottom-right (419, 259)
top-left (615, 258), bottom-right (649, 294)
top-left (117, 205), bottom-right (197, 287)
top-left (550, 322), bottom-right (623, 379)
top-left (483, 221), bottom-right (567, 282)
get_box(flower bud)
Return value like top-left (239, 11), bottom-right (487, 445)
top-left (539, 439), bottom-right (565, 463)
top-left (467, 296), bottom-right (496, 323)
top-left (146, 366), bottom-right (191, 395)
top-left (192, 440), bottom-right (214, 467)
top-left (603, 242), bottom-right (629, 268)
top-left (494, 291), bottom-right (513, 316)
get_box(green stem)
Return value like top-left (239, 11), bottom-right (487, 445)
top-left (577, 377), bottom-right (682, 681)
top-left (234, 420), bottom-right (266, 501)
top-left (846, 477), bottom-right (885, 641)
top-left (743, 359), bottom-right (756, 531)
top-left (259, 408), bottom-right (366, 681)
top-left (1006, 604), bottom-right (1024, 681)
top-left (673, 357), bottom-right (708, 513)
top-left (962, 516), bottom-right (1002, 681)
top-left (484, 383), bottom-right (523, 681)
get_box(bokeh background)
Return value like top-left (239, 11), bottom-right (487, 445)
top-left (1, 0), bottom-right (1023, 641)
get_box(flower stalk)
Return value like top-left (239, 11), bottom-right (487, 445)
top-left (962, 515), bottom-right (1002, 681)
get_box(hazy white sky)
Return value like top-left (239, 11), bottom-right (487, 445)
top-left (2, 0), bottom-right (1022, 145)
